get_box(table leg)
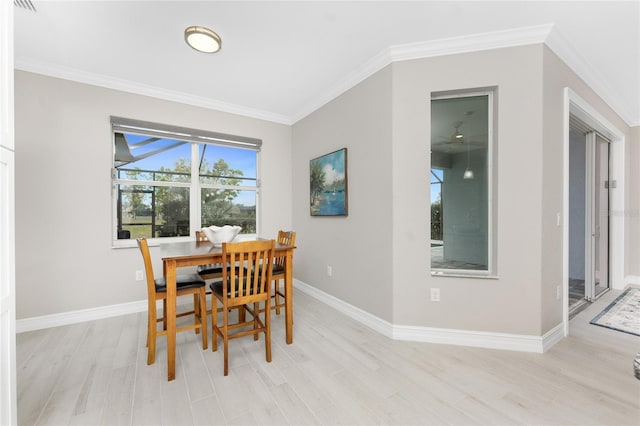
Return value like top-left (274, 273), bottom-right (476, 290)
top-left (285, 249), bottom-right (293, 344)
top-left (165, 259), bottom-right (177, 381)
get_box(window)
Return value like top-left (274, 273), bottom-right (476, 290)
top-left (430, 90), bottom-right (495, 275)
top-left (112, 117), bottom-right (261, 244)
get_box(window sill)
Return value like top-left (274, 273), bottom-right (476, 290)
top-left (111, 233), bottom-right (259, 249)
top-left (431, 270), bottom-right (499, 279)
top-left (111, 237), bottom-right (180, 249)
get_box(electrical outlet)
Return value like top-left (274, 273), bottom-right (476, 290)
top-left (430, 288), bottom-right (440, 302)
top-left (326, 265), bottom-right (333, 277)
top-left (136, 270), bottom-right (144, 281)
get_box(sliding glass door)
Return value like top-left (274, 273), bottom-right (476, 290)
top-left (585, 132), bottom-right (610, 301)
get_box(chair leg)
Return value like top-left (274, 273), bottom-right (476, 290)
top-left (147, 300), bottom-right (157, 365)
top-left (211, 297), bottom-right (218, 352)
top-left (253, 302), bottom-right (260, 341)
top-left (265, 298), bottom-right (272, 363)
top-left (194, 293), bottom-right (201, 335)
top-left (199, 289), bottom-right (208, 350)
top-left (223, 306), bottom-right (229, 376)
top-left (274, 279), bottom-right (281, 315)
top-left (146, 300), bottom-right (151, 349)
top-left (162, 299), bottom-right (167, 331)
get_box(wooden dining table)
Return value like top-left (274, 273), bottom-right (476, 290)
top-left (160, 237), bottom-right (296, 381)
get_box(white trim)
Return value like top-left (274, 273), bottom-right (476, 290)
top-left (293, 279), bottom-right (394, 338)
top-left (294, 23), bottom-right (637, 126)
top-left (17, 24), bottom-right (638, 127)
top-left (292, 47), bottom-right (394, 125)
top-left (293, 24), bottom-right (553, 123)
top-left (14, 58), bottom-right (293, 126)
top-left (545, 26), bottom-right (638, 127)
top-left (16, 300), bottom-right (148, 333)
top-left (295, 279), bottom-right (563, 353)
top-left (627, 276), bottom-right (640, 286)
top-left (16, 279), bottom-right (565, 353)
top-left (390, 23), bottom-right (554, 62)
top-left (394, 322), bottom-right (563, 354)
top-left (563, 87), bottom-right (626, 336)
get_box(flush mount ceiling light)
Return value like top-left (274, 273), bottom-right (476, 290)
top-left (184, 26), bottom-right (221, 53)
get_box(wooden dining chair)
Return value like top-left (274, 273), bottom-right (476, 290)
top-left (211, 239), bottom-right (275, 376)
top-left (194, 230), bottom-right (246, 319)
top-left (272, 230), bottom-right (296, 315)
top-left (136, 237), bottom-right (208, 366)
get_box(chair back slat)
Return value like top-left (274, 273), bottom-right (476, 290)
top-left (222, 240), bottom-right (275, 303)
top-left (275, 231), bottom-right (296, 270)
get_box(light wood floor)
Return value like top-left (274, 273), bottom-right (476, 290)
top-left (17, 288), bottom-right (640, 425)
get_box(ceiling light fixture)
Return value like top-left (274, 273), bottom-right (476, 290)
top-left (184, 26), bottom-right (221, 53)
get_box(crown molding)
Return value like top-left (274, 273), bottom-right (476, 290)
top-left (14, 58), bottom-right (293, 125)
top-left (293, 23), bottom-right (639, 127)
top-left (291, 24), bottom-right (554, 123)
top-left (15, 22), bottom-right (639, 128)
top-left (390, 23), bottom-right (554, 62)
top-left (545, 27), bottom-right (639, 127)
top-left (291, 47), bottom-right (394, 123)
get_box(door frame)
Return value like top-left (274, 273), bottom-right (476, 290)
top-left (563, 88), bottom-right (625, 336)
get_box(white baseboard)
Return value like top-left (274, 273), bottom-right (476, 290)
top-left (16, 300), bottom-right (148, 333)
top-left (17, 279), bottom-right (565, 353)
top-left (295, 279), bottom-right (563, 353)
top-left (626, 275), bottom-right (640, 286)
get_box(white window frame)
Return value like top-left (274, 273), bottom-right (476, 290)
top-left (111, 117), bottom-right (261, 247)
top-left (430, 88), bottom-right (497, 277)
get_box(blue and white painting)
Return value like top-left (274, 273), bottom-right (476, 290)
top-left (310, 148), bottom-right (348, 216)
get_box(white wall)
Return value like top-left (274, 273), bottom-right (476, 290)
top-left (14, 71), bottom-right (292, 319)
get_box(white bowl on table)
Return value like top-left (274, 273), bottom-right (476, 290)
top-left (201, 225), bottom-right (242, 246)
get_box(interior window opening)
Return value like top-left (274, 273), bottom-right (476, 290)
top-left (430, 90), bottom-right (494, 274)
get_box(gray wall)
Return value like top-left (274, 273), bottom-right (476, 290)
top-left (390, 46), bottom-right (544, 334)
top-left (15, 43), bottom-right (638, 336)
top-left (14, 71), bottom-right (293, 319)
top-left (292, 44), bottom-right (637, 337)
top-left (540, 47), bottom-right (635, 331)
top-left (292, 66), bottom-right (394, 321)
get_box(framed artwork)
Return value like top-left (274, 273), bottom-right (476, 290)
top-left (310, 148), bottom-right (348, 216)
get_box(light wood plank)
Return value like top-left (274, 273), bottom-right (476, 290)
top-left (16, 289), bottom-right (640, 426)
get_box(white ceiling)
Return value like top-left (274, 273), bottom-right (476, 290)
top-left (14, 1), bottom-right (640, 126)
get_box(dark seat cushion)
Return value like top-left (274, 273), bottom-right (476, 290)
top-left (272, 264), bottom-right (285, 275)
top-left (255, 263), bottom-right (283, 276)
top-left (155, 273), bottom-right (206, 293)
top-left (196, 263), bottom-right (224, 275)
top-left (198, 264), bottom-right (247, 276)
top-left (210, 277), bottom-right (265, 297)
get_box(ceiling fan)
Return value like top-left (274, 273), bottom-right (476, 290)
top-left (436, 120), bottom-right (486, 147)
top-left (446, 121), bottom-right (465, 144)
